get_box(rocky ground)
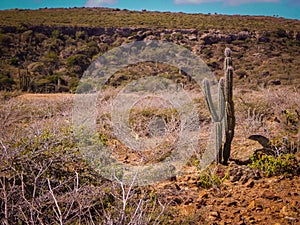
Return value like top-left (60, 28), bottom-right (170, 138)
top-left (152, 151), bottom-right (300, 225)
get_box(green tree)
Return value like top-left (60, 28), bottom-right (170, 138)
top-left (0, 73), bottom-right (15, 91)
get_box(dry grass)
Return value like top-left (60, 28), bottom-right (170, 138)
top-left (0, 84), bottom-right (299, 224)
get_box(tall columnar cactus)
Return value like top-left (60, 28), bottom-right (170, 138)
top-left (202, 47), bottom-right (235, 165)
top-left (19, 69), bottom-right (30, 91)
top-left (202, 78), bottom-right (225, 163)
top-left (223, 48), bottom-right (235, 165)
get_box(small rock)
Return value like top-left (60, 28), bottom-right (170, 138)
top-left (291, 200), bottom-right (298, 207)
top-left (226, 200), bottom-right (238, 207)
top-left (219, 220), bottom-right (226, 225)
top-left (248, 216), bottom-right (256, 223)
top-left (181, 175), bottom-right (190, 182)
top-left (269, 79), bottom-right (281, 85)
top-left (233, 209), bottom-right (241, 214)
top-left (174, 183), bottom-right (181, 191)
top-left (265, 207), bottom-right (271, 214)
top-left (246, 200), bottom-right (262, 212)
top-left (262, 71), bottom-right (270, 77)
top-left (240, 174), bottom-right (249, 184)
top-left (245, 179), bottom-right (255, 188)
top-left (284, 216), bottom-right (298, 222)
top-left (188, 34), bottom-right (197, 41)
top-left (256, 204), bottom-right (263, 212)
top-left (258, 36), bottom-right (270, 43)
top-left (170, 176), bottom-right (177, 182)
top-left (280, 206), bottom-right (289, 216)
top-left (198, 190), bottom-right (208, 199)
top-left (200, 33), bottom-right (220, 44)
top-left (247, 200), bottom-right (256, 211)
top-left (237, 31), bottom-right (250, 40)
top-left (209, 211), bottom-right (220, 220)
top-left (184, 198), bottom-right (193, 205)
top-left (230, 170), bottom-right (242, 182)
top-left (261, 190), bottom-right (280, 200)
top-left (173, 197), bottom-right (183, 205)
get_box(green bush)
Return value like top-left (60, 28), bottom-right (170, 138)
top-left (0, 33), bottom-right (12, 46)
top-left (66, 54), bottom-right (90, 68)
top-left (0, 74), bottom-right (15, 91)
top-left (273, 28), bottom-right (287, 38)
top-left (249, 152), bottom-right (297, 177)
top-left (198, 168), bottom-right (229, 189)
top-left (45, 51), bottom-right (59, 62)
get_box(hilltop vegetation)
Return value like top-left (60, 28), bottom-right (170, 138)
top-left (1, 7), bottom-right (300, 31)
top-left (0, 8), bottom-right (300, 225)
top-left (0, 7), bottom-right (300, 92)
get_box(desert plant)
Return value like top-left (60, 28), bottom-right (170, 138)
top-left (18, 69), bottom-right (31, 92)
top-left (249, 152), bottom-right (297, 177)
top-left (222, 48), bottom-right (236, 165)
top-left (103, 174), bottom-right (169, 225)
top-left (0, 117), bottom-right (169, 224)
top-left (245, 107), bottom-right (266, 135)
top-left (0, 94), bottom-right (176, 224)
top-left (0, 74), bottom-right (15, 91)
top-left (202, 78), bottom-right (225, 164)
top-left (202, 48), bottom-right (235, 165)
top-left (198, 165), bottom-right (230, 198)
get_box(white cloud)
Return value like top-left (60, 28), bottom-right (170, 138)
top-left (85, 0), bottom-right (118, 7)
top-left (174, 0), bottom-right (280, 6)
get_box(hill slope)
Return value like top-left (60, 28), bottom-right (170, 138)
top-left (0, 7), bottom-right (299, 92)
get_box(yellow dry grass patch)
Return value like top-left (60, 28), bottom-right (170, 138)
top-left (17, 93), bottom-right (74, 100)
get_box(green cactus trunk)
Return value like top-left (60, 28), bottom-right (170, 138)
top-left (222, 48), bottom-right (235, 165)
top-left (202, 48), bottom-right (235, 165)
top-left (223, 66), bottom-right (235, 165)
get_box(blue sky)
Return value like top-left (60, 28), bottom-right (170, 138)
top-left (0, 0), bottom-right (299, 20)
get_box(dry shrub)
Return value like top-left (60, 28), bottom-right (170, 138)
top-left (0, 94), bottom-right (170, 225)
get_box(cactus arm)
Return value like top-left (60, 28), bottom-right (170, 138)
top-left (202, 79), bottom-right (219, 122)
top-left (218, 78), bottom-right (225, 121)
top-left (202, 78), bottom-right (225, 164)
top-left (215, 122), bottom-right (223, 163)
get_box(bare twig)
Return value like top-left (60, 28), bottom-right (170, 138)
top-left (47, 178), bottom-right (63, 225)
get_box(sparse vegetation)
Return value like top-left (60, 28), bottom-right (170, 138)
top-left (202, 47), bottom-right (235, 165)
top-left (0, 95), bottom-right (172, 225)
top-left (198, 167), bottom-right (230, 189)
top-left (249, 152), bottom-right (297, 177)
top-left (0, 7), bottom-right (300, 225)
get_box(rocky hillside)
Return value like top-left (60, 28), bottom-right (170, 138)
top-left (0, 7), bottom-right (300, 92)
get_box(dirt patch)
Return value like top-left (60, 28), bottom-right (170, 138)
top-left (17, 93), bottom-right (74, 100)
